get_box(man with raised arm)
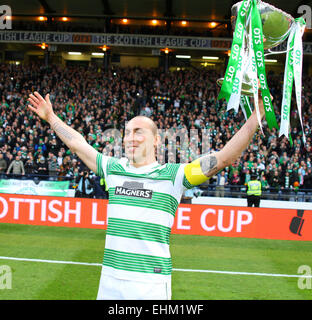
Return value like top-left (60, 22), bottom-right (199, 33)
top-left (28, 91), bottom-right (265, 300)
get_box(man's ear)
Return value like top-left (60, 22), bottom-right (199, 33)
top-left (155, 133), bottom-right (161, 146)
top-left (154, 133), bottom-right (161, 152)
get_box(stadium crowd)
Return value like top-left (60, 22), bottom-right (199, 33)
top-left (0, 62), bottom-right (311, 198)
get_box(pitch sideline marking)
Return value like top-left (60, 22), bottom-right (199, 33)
top-left (0, 255), bottom-right (311, 278)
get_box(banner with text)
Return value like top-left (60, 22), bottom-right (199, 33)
top-left (1, 31), bottom-right (312, 54)
top-left (0, 180), bottom-right (71, 197)
top-left (0, 31), bottom-right (228, 50)
top-left (0, 193), bottom-right (311, 241)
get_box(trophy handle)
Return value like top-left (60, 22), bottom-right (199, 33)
top-left (265, 46), bottom-right (294, 56)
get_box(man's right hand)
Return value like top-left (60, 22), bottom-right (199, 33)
top-left (28, 91), bottom-right (99, 175)
top-left (28, 92), bottom-right (54, 122)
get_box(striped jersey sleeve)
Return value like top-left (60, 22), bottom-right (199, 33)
top-left (95, 152), bottom-right (111, 180)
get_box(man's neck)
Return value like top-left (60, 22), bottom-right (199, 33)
top-left (129, 157), bottom-right (157, 168)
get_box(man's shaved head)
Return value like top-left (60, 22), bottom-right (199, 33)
top-left (124, 115), bottom-right (160, 167)
top-left (126, 116), bottom-right (158, 136)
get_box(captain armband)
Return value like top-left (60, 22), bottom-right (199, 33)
top-left (184, 158), bottom-right (210, 186)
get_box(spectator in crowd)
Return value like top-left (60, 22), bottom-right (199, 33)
top-left (270, 170), bottom-right (281, 199)
top-left (48, 153), bottom-right (60, 180)
top-left (24, 156), bottom-right (37, 177)
top-left (57, 151), bottom-right (64, 167)
top-left (92, 175), bottom-right (107, 199)
top-left (260, 174), bottom-right (269, 193)
top-left (0, 153), bottom-right (7, 176)
top-left (298, 161), bottom-right (307, 187)
top-left (215, 170), bottom-right (227, 197)
top-left (37, 155), bottom-right (48, 179)
top-left (100, 176), bottom-right (109, 199)
top-left (246, 173), bottom-right (262, 207)
top-left (280, 171), bottom-right (293, 200)
top-left (257, 158), bottom-right (265, 173)
top-left (58, 155), bottom-right (71, 180)
top-left (230, 170), bottom-right (241, 192)
top-left (6, 155), bottom-right (25, 177)
top-left (76, 171), bottom-right (94, 198)
top-left (48, 138), bottom-right (60, 156)
top-left (304, 168), bottom-right (312, 191)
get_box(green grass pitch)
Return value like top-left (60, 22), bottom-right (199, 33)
top-left (0, 223), bottom-right (311, 300)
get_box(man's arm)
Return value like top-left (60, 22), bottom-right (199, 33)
top-left (185, 97), bottom-right (265, 183)
top-left (6, 161), bottom-right (13, 174)
top-left (20, 161), bottom-right (25, 175)
top-left (28, 92), bottom-right (98, 173)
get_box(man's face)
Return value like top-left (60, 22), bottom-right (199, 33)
top-left (123, 118), bottom-right (158, 166)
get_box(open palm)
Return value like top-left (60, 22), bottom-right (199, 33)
top-left (28, 92), bottom-right (54, 122)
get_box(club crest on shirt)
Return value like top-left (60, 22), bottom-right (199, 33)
top-left (115, 181), bottom-right (153, 199)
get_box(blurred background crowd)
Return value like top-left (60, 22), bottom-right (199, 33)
top-left (0, 62), bottom-right (311, 199)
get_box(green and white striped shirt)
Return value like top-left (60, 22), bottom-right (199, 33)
top-left (96, 153), bottom-right (193, 283)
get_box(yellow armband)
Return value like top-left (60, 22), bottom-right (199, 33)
top-left (184, 158), bottom-right (209, 186)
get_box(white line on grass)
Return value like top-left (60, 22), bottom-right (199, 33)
top-left (0, 256), bottom-right (102, 267)
top-left (173, 268), bottom-right (312, 278)
top-left (0, 256), bottom-right (311, 278)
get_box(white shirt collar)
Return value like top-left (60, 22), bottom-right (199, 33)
top-left (124, 158), bottom-right (160, 173)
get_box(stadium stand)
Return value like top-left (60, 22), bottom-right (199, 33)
top-left (0, 62), bottom-right (311, 201)
top-left (0, 0), bottom-right (311, 202)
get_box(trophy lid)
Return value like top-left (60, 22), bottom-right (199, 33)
top-left (231, 0), bottom-right (294, 50)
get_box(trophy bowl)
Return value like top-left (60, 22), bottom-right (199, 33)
top-left (232, 0), bottom-right (293, 50)
top-left (217, 0), bottom-right (294, 96)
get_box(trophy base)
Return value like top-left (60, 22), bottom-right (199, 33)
top-left (217, 78), bottom-right (254, 97)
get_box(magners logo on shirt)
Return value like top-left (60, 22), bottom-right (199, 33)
top-left (115, 181), bottom-right (153, 199)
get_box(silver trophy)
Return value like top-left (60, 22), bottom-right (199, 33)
top-left (217, 0), bottom-right (294, 96)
